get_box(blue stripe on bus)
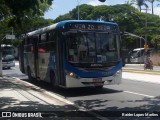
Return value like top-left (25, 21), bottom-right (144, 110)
top-left (64, 60), bottom-right (122, 78)
top-left (56, 20), bottom-right (119, 29)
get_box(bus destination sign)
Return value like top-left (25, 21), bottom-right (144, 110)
top-left (67, 22), bottom-right (118, 32)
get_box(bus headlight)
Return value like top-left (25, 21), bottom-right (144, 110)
top-left (66, 71), bottom-right (80, 79)
top-left (69, 72), bottom-right (74, 77)
top-left (116, 69), bottom-right (121, 75)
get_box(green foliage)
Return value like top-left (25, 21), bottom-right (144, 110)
top-left (54, 4), bottom-right (160, 50)
top-left (151, 35), bottom-right (160, 49)
top-left (0, 0), bottom-right (54, 46)
top-left (0, 0), bottom-right (53, 27)
top-left (0, 17), bottom-right (54, 46)
top-left (131, 0), bottom-right (148, 11)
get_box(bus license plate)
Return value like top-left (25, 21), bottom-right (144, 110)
top-left (93, 78), bottom-right (102, 82)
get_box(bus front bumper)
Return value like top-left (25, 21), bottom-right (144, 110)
top-left (2, 61), bottom-right (15, 68)
top-left (65, 70), bottom-right (122, 88)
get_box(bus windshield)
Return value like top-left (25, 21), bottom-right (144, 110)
top-left (2, 47), bottom-right (14, 57)
top-left (66, 32), bottom-right (120, 66)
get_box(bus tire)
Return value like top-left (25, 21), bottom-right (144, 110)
top-left (50, 71), bottom-right (56, 89)
top-left (27, 67), bottom-right (34, 81)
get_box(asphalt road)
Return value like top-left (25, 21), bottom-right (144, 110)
top-left (2, 62), bottom-right (160, 120)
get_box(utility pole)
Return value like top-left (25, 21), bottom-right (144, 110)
top-left (0, 36), bottom-right (5, 76)
top-left (142, 8), bottom-right (150, 62)
top-left (77, 0), bottom-right (79, 20)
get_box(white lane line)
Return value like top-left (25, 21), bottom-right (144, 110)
top-left (124, 91), bottom-right (155, 98)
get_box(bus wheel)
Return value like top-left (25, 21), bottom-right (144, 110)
top-left (27, 67), bottom-right (34, 81)
top-left (50, 71), bottom-right (56, 89)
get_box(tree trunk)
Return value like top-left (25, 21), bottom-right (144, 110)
top-left (152, 2), bottom-right (154, 14)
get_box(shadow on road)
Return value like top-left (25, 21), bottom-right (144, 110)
top-left (0, 97), bottom-right (99, 120)
top-left (0, 78), bottom-right (99, 120)
top-left (19, 78), bottom-right (122, 98)
top-left (2, 73), bottom-right (160, 120)
top-left (18, 78), bottom-right (160, 119)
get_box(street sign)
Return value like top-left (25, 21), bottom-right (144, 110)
top-left (5, 35), bottom-right (15, 40)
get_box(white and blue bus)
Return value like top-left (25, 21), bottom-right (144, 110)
top-left (19, 20), bottom-right (122, 89)
top-left (1, 44), bottom-right (15, 69)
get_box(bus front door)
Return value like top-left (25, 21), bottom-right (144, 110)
top-left (33, 37), bottom-right (39, 79)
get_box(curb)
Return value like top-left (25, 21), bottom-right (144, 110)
top-left (123, 69), bottom-right (160, 75)
top-left (5, 76), bottom-right (109, 120)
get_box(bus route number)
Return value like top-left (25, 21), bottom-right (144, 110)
top-left (73, 23), bottom-right (111, 31)
top-left (74, 24), bottom-right (95, 30)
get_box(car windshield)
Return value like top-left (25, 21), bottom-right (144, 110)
top-left (131, 49), bottom-right (144, 58)
top-left (66, 32), bottom-right (120, 65)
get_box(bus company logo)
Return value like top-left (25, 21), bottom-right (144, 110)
top-left (2, 112), bottom-right (11, 117)
top-left (90, 64), bottom-right (102, 67)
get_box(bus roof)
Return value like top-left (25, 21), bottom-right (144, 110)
top-left (1, 44), bottom-right (12, 47)
top-left (27, 20), bottom-right (119, 37)
top-left (133, 48), bottom-right (154, 51)
top-left (133, 48), bottom-right (144, 51)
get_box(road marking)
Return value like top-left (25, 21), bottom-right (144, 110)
top-left (124, 91), bottom-right (155, 98)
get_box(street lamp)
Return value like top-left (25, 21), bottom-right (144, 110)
top-left (130, 12), bottom-right (148, 48)
top-left (130, 12), bottom-right (148, 62)
top-left (124, 32), bottom-right (146, 64)
top-left (77, 0), bottom-right (80, 20)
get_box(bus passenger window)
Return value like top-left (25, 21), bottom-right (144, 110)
top-left (48, 31), bottom-right (56, 41)
top-left (41, 33), bottom-right (47, 42)
top-left (27, 37), bottom-right (30, 45)
top-left (45, 31), bottom-right (56, 52)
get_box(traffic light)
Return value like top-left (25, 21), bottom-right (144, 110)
top-left (98, 0), bottom-right (106, 2)
top-left (144, 44), bottom-right (148, 49)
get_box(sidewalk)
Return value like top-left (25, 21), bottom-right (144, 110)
top-left (123, 64), bottom-right (160, 75)
top-left (0, 76), bottom-right (100, 120)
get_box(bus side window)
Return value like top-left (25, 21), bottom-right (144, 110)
top-left (38, 33), bottom-right (46, 53)
top-left (47, 31), bottom-right (56, 51)
top-left (25, 37), bottom-right (30, 45)
top-left (25, 37), bottom-right (32, 52)
top-left (48, 31), bottom-right (55, 41)
top-left (40, 33), bottom-right (47, 43)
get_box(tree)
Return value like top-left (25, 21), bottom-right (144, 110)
top-left (53, 3), bottom-right (160, 50)
top-left (147, 0), bottom-right (159, 14)
top-left (151, 35), bottom-right (160, 49)
top-left (131, 0), bottom-right (148, 12)
top-left (0, 0), bottom-right (53, 76)
top-left (2, 0), bottom-right (53, 27)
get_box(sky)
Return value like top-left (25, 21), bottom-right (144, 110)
top-left (44, 0), bottom-right (160, 19)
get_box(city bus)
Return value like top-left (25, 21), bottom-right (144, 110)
top-left (19, 20), bottom-right (122, 89)
top-left (1, 44), bottom-right (15, 69)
